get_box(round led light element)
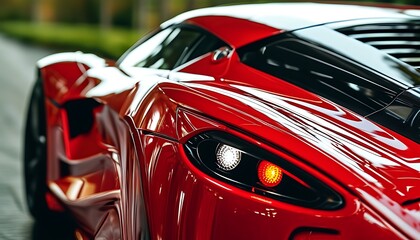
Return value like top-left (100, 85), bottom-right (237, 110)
top-left (258, 160), bottom-right (283, 187)
top-left (216, 144), bottom-right (242, 171)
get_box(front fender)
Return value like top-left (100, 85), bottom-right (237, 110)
top-left (38, 52), bottom-right (106, 105)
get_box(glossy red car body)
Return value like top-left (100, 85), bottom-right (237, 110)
top-left (24, 3), bottom-right (420, 240)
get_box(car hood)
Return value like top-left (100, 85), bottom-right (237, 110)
top-left (164, 80), bottom-right (420, 236)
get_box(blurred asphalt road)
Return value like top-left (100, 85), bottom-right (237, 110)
top-left (0, 34), bottom-right (74, 240)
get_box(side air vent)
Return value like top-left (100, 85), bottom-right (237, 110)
top-left (338, 22), bottom-right (420, 70)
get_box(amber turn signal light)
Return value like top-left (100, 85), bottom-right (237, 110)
top-left (258, 160), bottom-right (283, 187)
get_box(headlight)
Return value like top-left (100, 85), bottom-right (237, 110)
top-left (216, 144), bottom-right (242, 171)
top-left (184, 131), bottom-right (344, 210)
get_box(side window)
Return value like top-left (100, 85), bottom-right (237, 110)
top-left (135, 28), bottom-right (201, 69)
top-left (120, 28), bottom-right (173, 68)
top-left (120, 26), bottom-right (226, 70)
top-left (183, 34), bottom-right (226, 64)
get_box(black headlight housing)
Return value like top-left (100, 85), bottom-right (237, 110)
top-left (184, 131), bottom-right (344, 210)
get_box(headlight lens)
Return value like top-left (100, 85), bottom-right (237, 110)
top-left (184, 131), bottom-right (343, 210)
top-left (216, 144), bottom-right (242, 171)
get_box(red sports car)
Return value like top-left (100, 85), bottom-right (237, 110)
top-left (24, 2), bottom-right (420, 240)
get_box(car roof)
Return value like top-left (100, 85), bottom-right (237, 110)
top-left (162, 2), bottom-right (419, 31)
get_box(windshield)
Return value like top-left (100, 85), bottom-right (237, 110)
top-left (238, 27), bottom-right (420, 143)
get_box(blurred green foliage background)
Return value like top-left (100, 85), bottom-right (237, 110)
top-left (0, 0), bottom-right (419, 59)
top-left (1, 0), bottom-right (419, 29)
